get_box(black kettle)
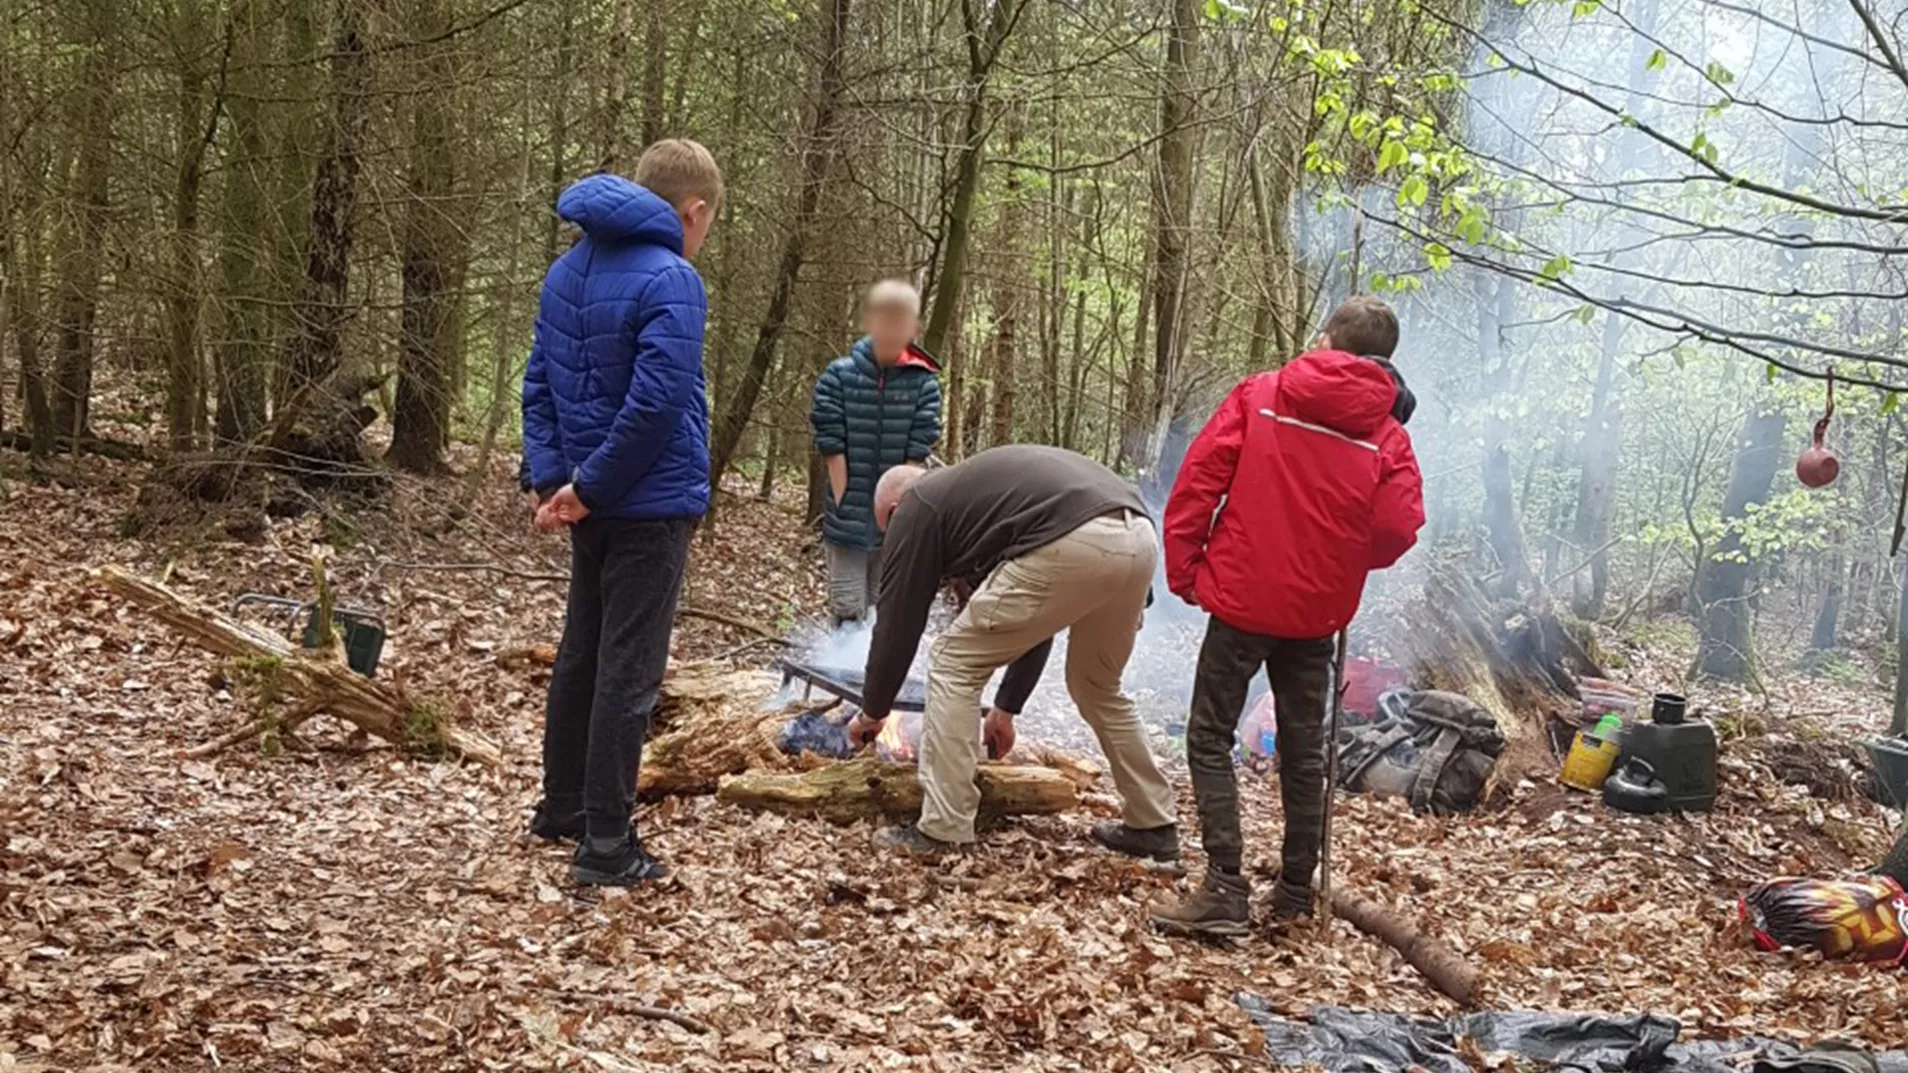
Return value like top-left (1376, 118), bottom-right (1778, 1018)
top-left (1603, 757), bottom-right (1670, 815)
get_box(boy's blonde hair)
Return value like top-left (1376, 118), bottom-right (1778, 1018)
top-left (634, 138), bottom-right (724, 212)
top-left (865, 279), bottom-right (922, 318)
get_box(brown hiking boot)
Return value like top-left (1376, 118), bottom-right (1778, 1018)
top-left (1150, 870), bottom-right (1251, 938)
top-left (1090, 821), bottom-right (1180, 864)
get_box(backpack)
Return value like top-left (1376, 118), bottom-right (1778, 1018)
top-left (1336, 690), bottom-right (1505, 814)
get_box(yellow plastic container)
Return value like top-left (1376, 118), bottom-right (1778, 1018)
top-left (1560, 731), bottom-right (1620, 792)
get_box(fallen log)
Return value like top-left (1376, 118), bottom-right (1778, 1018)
top-left (1330, 888), bottom-right (1478, 1006)
top-left (637, 665), bottom-right (787, 798)
top-left (716, 756), bottom-right (1080, 823)
top-left (95, 566), bottom-right (502, 767)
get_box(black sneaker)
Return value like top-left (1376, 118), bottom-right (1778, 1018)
top-left (528, 802), bottom-right (584, 843)
top-left (572, 836), bottom-right (670, 887)
top-left (1089, 821), bottom-right (1180, 864)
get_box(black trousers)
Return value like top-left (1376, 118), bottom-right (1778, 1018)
top-left (541, 516), bottom-right (695, 842)
top-left (1186, 616), bottom-right (1334, 893)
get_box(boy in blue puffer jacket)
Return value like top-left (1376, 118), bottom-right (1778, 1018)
top-left (520, 140), bottom-right (722, 887)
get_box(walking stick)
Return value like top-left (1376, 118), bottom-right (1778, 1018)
top-left (1317, 626), bottom-right (1349, 939)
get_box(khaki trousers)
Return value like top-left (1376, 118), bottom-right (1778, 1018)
top-left (917, 511), bottom-right (1177, 843)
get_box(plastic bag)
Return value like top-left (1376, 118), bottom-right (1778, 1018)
top-left (1235, 1001), bottom-right (1908, 1073)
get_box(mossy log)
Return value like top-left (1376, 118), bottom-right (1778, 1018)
top-left (715, 757), bottom-right (1081, 823)
top-left (95, 566), bottom-right (501, 766)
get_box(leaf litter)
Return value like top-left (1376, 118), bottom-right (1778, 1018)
top-left (0, 452), bottom-right (1903, 1071)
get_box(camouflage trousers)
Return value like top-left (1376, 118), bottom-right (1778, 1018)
top-left (1186, 617), bottom-right (1334, 895)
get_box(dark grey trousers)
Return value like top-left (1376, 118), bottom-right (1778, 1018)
top-left (1186, 616), bottom-right (1334, 894)
top-left (541, 516), bottom-right (695, 842)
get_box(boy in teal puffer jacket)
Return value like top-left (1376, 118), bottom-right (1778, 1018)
top-left (810, 280), bottom-right (942, 625)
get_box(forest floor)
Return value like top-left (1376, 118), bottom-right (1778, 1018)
top-left (2, 438), bottom-right (1906, 1072)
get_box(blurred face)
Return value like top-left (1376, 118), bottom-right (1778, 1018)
top-left (864, 303), bottom-right (920, 363)
top-left (678, 198), bottom-right (715, 259)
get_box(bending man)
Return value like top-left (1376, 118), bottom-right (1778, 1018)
top-left (845, 445), bottom-right (1178, 859)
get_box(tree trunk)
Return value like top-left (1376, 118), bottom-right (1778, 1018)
top-left (0, 97), bottom-right (54, 456)
top-left (707, 0), bottom-right (853, 485)
top-left (284, 0), bottom-right (374, 402)
top-left (1892, 557), bottom-right (1908, 737)
top-left (1117, 249), bottom-right (1155, 470)
top-left (212, 0), bottom-right (271, 444)
top-left (919, 0), bottom-right (1023, 359)
top-left (50, 0), bottom-right (117, 442)
top-left (1142, 0), bottom-right (1200, 472)
top-left (597, 0), bottom-right (634, 168)
top-left (985, 114), bottom-right (1026, 448)
top-left (1478, 273), bottom-right (1532, 596)
top-left (641, 0), bottom-right (667, 145)
top-left (1809, 550), bottom-right (1844, 654)
top-left (1570, 311), bottom-right (1626, 618)
top-left (164, 6), bottom-right (222, 453)
top-left (388, 0), bottom-right (457, 474)
top-left (1693, 401), bottom-right (1786, 682)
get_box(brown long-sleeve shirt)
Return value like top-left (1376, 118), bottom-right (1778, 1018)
top-left (860, 445), bottom-right (1150, 720)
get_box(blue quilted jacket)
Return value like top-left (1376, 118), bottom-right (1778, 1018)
top-left (810, 337), bottom-right (942, 549)
top-left (520, 175), bottom-right (710, 520)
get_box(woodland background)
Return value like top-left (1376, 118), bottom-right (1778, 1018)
top-left (7, 2), bottom-right (1908, 1068)
top-left (4, 0), bottom-right (1908, 701)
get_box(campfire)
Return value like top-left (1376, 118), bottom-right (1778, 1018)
top-left (774, 655), bottom-right (928, 762)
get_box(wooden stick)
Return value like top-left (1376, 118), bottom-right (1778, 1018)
top-left (676, 605), bottom-right (779, 639)
top-left (1330, 888), bottom-right (1479, 1006)
top-left (1318, 626), bottom-right (1348, 941)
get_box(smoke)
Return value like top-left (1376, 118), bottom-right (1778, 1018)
top-left (784, 618), bottom-right (875, 673)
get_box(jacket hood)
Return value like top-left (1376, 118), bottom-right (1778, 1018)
top-left (851, 336), bottom-right (942, 374)
top-left (1277, 349), bottom-right (1398, 439)
top-left (557, 174), bottom-right (684, 250)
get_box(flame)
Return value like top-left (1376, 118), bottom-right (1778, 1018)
top-left (875, 712), bottom-right (916, 763)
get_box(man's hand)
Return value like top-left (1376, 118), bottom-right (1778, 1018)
top-left (982, 706), bottom-right (1016, 760)
top-left (847, 712), bottom-right (886, 751)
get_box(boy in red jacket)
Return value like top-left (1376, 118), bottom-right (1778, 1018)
top-left (1151, 296), bottom-right (1425, 936)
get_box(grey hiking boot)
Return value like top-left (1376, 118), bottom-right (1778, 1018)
top-left (1266, 879), bottom-right (1316, 928)
top-left (1150, 870), bottom-right (1251, 938)
top-left (1090, 821), bottom-right (1180, 864)
top-left (873, 824), bottom-right (958, 858)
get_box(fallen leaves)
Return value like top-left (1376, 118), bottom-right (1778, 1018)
top-left (2, 454), bottom-right (1905, 1072)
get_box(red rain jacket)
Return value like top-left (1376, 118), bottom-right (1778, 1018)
top-left (1163, 350), bottom-right (1425, 640)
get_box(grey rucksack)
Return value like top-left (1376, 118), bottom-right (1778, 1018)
top-left (1336, 690), bottom-right (1505, 814)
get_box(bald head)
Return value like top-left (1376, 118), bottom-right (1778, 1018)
top-left (875, 464), bottom-right (927, 532)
